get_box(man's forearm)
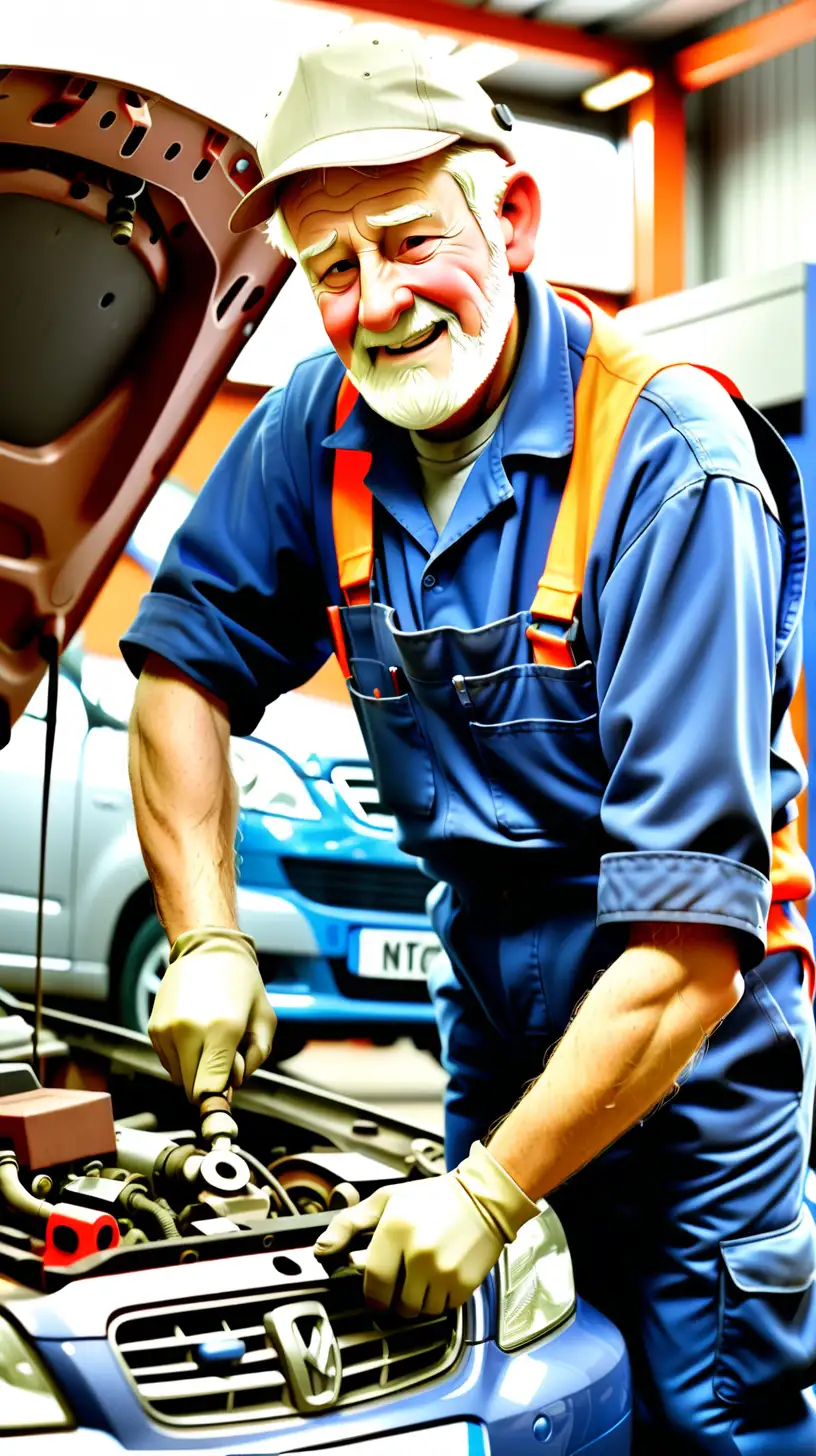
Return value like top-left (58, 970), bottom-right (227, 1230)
top-left (488, 923), bottom-right (743, 1201)
top-left (128, 656), bottom-right (238, 943)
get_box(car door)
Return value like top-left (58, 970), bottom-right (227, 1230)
top-left (0, 672), bottom-right (87, 985)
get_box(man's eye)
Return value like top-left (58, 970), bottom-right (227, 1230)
top-left (321, 259), bottom-right (357, 282)
top-left (399, 235), bottom-right (435, 255)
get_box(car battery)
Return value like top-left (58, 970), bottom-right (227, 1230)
top-left (0, 1088), bottom-right (116, 1169)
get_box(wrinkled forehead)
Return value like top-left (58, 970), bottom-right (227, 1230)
top-left (281, 156), bottom-right (462, 249)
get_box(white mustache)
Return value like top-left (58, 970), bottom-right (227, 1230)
top-left (355, 300), bottom-right (456, 354)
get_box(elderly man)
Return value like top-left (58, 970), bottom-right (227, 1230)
top-left (122, 24), bottom-right (816, 1452)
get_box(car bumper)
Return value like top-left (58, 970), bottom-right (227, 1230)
top-left (0, 1422), bottom-right (631, 1456)
top-left (22, 1297), bottom-right (631, 1455)
top-left (238, 888), bottom-right (437, 1030)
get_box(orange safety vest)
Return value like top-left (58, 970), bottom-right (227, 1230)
top-left (329, 287), bottom-right (815, 991)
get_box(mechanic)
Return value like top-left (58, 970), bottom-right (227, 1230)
top-left (121, 24), bottom-right (816, 1452)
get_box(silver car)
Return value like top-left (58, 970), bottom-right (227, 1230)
top-left (0, 650), bottom-right (298, 1030)
top-left (0, 646), bottom-right (442, 1056)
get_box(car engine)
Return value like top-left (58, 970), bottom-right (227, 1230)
top-left (0, 1001), bottom-right (461, 1428)
top-left (0, 1041), bottom-right (444, 1286)
top-left (0, 1066), bottom-right (394, 1268)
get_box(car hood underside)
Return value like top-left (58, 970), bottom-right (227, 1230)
top-left (0, 66), bottom-right (290, 738)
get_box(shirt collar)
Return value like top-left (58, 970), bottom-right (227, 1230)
top-left (321, 275), bottom-right (575, 461)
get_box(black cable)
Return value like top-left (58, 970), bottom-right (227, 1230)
top-left (124, 1189), bottom-right (179, 1240)
top-left (32, 634), bottom-right (60, 1077)
top-left (231, 1146), bottom-right (299, 1217)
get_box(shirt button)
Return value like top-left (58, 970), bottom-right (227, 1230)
top-left (423, 573), bottom-right (436, 589)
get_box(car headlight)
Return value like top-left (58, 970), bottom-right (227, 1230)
top-left (497, 1203), bottom-right (576, 1352)
top-left (231, 740), bottom-right (321, 820)
top-left (0, 1318), bottom-right (73, 1431)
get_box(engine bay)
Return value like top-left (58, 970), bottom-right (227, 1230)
top-left (0, 993), bottom-right (446, 1295)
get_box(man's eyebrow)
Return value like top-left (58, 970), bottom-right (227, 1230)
top-left (365, 202), bottom-right (437, 228)
top-left (299, 230), bottom-right (339, 262)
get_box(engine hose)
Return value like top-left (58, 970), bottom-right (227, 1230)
top-left (127, 1191), bottom-right (179, 1240)
top-left (231, 1147), bottom-right (299, 1217)
top-left (0, 1155), bottom-right (55, 1223)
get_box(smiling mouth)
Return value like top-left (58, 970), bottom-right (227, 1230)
top-left (371, 320), bottom-right (447, 363)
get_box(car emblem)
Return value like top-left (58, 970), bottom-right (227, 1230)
top-left (264, 1301), bottom-right (342, 1413)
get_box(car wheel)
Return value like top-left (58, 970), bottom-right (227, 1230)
top-left (117, 916), bottom-right (169, 1035)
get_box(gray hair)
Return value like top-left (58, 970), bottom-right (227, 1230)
top-left (266, 144), bottom-right (511, 262)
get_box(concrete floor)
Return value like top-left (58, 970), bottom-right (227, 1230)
top-left (279, 1038), bottom-right (446, 1134)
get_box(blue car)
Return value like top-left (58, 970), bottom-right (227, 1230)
top-left (230, 706), bottom-right (444, 1061)
top-left (0, 994), bottom-right (633, 1454)
top-left (116, 480), bottom-right (441, 1061)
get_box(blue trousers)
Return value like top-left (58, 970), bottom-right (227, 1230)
top-left (428, 906), bottom-right (816, 1455)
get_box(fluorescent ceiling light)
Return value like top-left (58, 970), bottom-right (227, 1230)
top-left (582, 68), bottom-right (653, 111)
top-left (450, 41), bottom-right (519, 80)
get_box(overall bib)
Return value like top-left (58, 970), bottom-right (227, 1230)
top-left (329, 291), bottom-right (816, 1453)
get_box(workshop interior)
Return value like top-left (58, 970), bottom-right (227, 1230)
top-left (0, 1), bottom-right (815, 1453)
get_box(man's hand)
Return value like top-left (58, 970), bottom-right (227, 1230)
top-left (148, 927), bottom-right (276, 1102)
top-left (313, 1142), bottom-right (538, 1317)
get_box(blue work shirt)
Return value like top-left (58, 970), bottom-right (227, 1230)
top-left (121, 276), bottom-right (807, 965)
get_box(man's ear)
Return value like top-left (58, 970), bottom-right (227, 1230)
top-left (498, 171), bottom-right (541, 274)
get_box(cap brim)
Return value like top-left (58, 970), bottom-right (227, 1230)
top-left (229, 128), bottom-right (460, 234)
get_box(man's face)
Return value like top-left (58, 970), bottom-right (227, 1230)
top-left (281, 154), bottom-right (516, 430)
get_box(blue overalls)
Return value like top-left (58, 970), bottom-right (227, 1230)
top-left (328, 290), bottom-right (816, 1453)
top-left (122, 277), bottom-right (816, 1451)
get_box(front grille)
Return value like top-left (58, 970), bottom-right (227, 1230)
top-left (111, 1281), bottom-right (461, 1427)
top-left (331, 764), bottom-right (394, 829)
top-left (281, 858), bottom-right (431, 915)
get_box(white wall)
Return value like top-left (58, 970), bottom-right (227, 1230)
top-left (688, 0), bottom-right (816, 284)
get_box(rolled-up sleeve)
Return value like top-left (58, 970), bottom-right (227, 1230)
top-left (594, 475), bottom-right (785, 964)
top-left (120, 386), bottom-right (334, 736)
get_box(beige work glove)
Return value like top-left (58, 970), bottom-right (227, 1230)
top-left (313, 1141), bottom-right (538, 1317)
top-left (148, 927), bottom-right (276, 1102)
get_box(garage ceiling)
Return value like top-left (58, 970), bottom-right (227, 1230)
top-left (300, 0), bottom-right (750, 109)
top-left (497, 0), bottom-right (741, 40)
top-left (4, 0), bottom-right (751, 136)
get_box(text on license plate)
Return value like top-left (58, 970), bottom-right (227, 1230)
top-left (356, 929), bottom-right (450, 980)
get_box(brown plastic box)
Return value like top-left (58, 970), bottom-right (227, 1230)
top-left (0, 1088), bottom-right (116, 1169)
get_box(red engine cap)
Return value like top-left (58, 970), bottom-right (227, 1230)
top-left (43, 1201), bottom-right (120, 1268)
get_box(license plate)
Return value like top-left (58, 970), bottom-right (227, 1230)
top-left (273, 1419), bottom-right (485, 1455)
top-left (356, 928), bottom-right (450, 981)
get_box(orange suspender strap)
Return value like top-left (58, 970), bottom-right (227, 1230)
top-left (768, 819), bottom-right (815, 996)
top-left (327, 376), bottom-right (373, 678)
top-left (331, 376), bottom-right (374, 605)
top-left (526, 287), bottom-right (737, 669)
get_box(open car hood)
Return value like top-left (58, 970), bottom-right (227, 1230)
top-left (0, 65), bottom-right (290, 741)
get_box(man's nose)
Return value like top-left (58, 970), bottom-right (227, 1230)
top-left (358, 259), bottom-right (414, 335)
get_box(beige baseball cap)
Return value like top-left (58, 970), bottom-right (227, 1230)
top-left (229, 23), bottom-right (516, 234)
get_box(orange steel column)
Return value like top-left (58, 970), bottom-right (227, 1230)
top-left (629, 69), bottom-right (686, 303)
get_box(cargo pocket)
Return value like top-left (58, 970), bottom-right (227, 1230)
top-left (471, 714), bottom-right (605, 839)
top-left (348, 685), bottom-right (435, 820)
top-left (714, 1206), bottom-right (816, 1404)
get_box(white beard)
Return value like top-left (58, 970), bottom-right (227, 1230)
top-left (347, 244), bottom-right (516, 431)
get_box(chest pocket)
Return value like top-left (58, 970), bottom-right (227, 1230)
top-left (463, 660), bottom-right (607, 838)
top-left (348, 684), bottom-right (436, 820)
